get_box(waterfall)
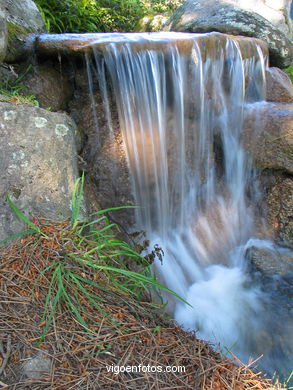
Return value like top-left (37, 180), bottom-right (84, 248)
top-left (83, 32), bottom-right (290, 377)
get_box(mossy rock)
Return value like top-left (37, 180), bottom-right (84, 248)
top-left (3, 0), bottom-right (45, 63)
top-left (5, 22), bottom-right (29, 63)
top-left (0, 9), bottom-right (8, 62)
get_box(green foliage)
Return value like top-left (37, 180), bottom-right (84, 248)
top-left (0, 65), bottom-right (39, 106)
top-left (34, 0), bottom-right (183, 33)
top-left (284, 65), bottom-right (293, 83)
top-left (35, 0), bottom-right (143, 32)
top-left (3, 175), bottom-right (189, 343)
top-left (144, 0), bottom-right (182, 13)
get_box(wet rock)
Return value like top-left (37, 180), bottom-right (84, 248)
top-left (22, 64), bottom-right (74, 111)
top-left (23, 352), bottom-right (51, 379)
top-left (166, 0), bottom-right (293, 68)
top-left (266, 67), bottom-right (293, 103)
top-left (246, 243), bottom-right (293, 371)
top-left (247, 244), bottom-right (293, 313)
top-left (243, 102), bottom-right (292, 245)
top-left (0, 102), bottom-right (79, 242)
top-left (248, 244), bottom-right (293, 277)
top-left (1, 0), bottom-right (45, 63)
top-left (243, 102), bottom-right (293, 174)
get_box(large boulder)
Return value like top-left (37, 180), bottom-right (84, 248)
top-left (0, 102), bottom-right (79, 242)
top-left (1, 0), bottom-right (45, 63)
top-left (166, 0), bottom-right (293, 68)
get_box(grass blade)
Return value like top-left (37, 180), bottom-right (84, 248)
top-left (0, 229), bottom-right (37, 245)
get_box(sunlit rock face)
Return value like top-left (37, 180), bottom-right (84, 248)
top-left (231, 0), bottom-right (292, 37)
top-left (0, 103), bottom-right (79, 242)
top-left (166, 0), bottom-right (293, 67)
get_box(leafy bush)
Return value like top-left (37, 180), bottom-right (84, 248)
top-left (35, 0), bottom-right (143, 32)
top-left (34, 0), bottom-right (183, 33)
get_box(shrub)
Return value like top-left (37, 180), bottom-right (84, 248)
top-left (35, 0), bottom-right (146, 33)
top-left (34, 0), bottom-right (183, 33)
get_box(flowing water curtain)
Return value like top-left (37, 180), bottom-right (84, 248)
top-left (85, 34), bottom-right (269, 276)
top-left (85, 33), bottom-right (286, 369)
top-left (93, 36), bottom-right (267, 238)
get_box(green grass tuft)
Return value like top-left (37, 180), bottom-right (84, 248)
top-left (2, 174), bottom-right (189, 343)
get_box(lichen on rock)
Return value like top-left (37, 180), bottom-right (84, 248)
top-left (0, 102), bottom-right (80, 242)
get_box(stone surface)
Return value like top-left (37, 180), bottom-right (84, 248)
top-left (263, 175), bottom-right (293, 245)
top-left (22, 64), bottom-right (74, 111)
top-left (0, 102), bottom-right (79, 242)
top-left (266, 67), bottom-right (293, 103)
top-left (68, 73), bottom-right (135, 227)
top-left (247, 243), bottom-right (293, 332)
top-left (0, 8), bottom-right (7, 62)
top-left (243, 102), bottom-right (293, 174)
top-left (0, 63), bottom-right (18, 86)
top-left (232, 0), bottom-right (292, 37)
top-left (23, 353), bottom-right (51, 379)
top-left (166, 0), bottom-right (293, 68)
top-left (243, 102), bottom-right (292, 245)
top-left (248, 244), bottom-right (293, 277)
top-left (1, 0), bottom-right (45, 63)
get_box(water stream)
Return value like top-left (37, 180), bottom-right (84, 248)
top-left (79, 32), bottom-right (291, 379)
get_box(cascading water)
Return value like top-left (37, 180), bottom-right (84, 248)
top-left (59, 32), bottom-right (291, 378)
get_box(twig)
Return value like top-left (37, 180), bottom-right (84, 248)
top-left (0, 335), bottom-right (12, 375)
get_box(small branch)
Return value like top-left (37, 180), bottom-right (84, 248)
top-left (0, 335), bottom-right (12, 376)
